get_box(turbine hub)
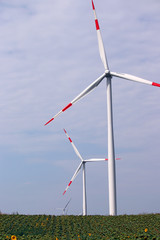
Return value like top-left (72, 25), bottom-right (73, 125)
top-left (105, 70), bottom-right (112, 78)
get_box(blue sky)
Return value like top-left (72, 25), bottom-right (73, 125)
top-left (0, 0), bottom-right (160, 215)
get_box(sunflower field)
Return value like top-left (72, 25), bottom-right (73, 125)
top-left (0, 214), bottom-right (159, 239)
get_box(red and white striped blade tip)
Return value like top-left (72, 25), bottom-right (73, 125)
top-left (63, 129), bottom-right (72, 143)
top-left (92, 0), bottom-right (100, 31)
top-left (63, 190), bottom-right (66, 196)
top-left (92, 0), bottom-right (95, 10)
top-left (63, 181), bottom-right (72, 196)
top-left (45, 103), bottom-right (72, 126)
top-left (62, 103), bottom-right (72, 112)
top-left (44, 118), bottom-right (54, 126)
top-left (152, 82), bottom-right (160, 87)
top-left (68, 181), bottom-right (72, 186)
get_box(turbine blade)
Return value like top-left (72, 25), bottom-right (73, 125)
top-left (45, 72), bottom-right (106, 125)
top-left (64, 129), bottom-right (83, 162)
top-left (111, 72), bottom-right (160, 87)
top-left (85, 158), bottom-right (108, 162)
top-left (63, 162), bottom-right (82, 195)
top-left (91, 0), bottom-right (109, 71)
top-left (85, 158), bottom-right (121, 162)
top-left (63, 198), bottom-right (71, 211)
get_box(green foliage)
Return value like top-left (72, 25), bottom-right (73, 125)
top-left (0, 214), bottom-right (159, 239)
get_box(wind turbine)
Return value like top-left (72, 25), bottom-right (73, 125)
top-left (56, 198), bottom-right (71, 215)
top-left (63, 129), bottom-right (120, 216)
top-left (45, 1), bottom-right (160, 215)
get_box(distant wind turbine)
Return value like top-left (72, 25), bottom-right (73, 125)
top-left (45, 1), bottom-right (160, 215)
top-left (63, 129), bottom-right (120, 216)
top-left (56, 198), bottom-right (71, 215)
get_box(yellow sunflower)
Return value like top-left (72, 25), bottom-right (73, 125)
top-left (11, 236), bottom-right (17, 240)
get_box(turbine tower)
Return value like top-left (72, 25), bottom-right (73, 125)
top-left (45, 1), bottom-right (160, 215)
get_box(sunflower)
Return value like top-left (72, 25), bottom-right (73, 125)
top-left (11, 236), bottom-right (17, 240)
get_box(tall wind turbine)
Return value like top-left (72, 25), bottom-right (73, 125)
top-left (63, 129), bottom-right (120, 216)
top-left (45, 1), bottom-right (160, 215)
